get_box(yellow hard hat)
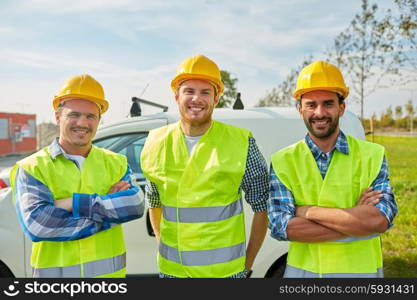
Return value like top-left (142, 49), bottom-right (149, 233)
top-left (53, 74), bottom-right (109, 114)
top-left (171, 55), bottom-right (224, 95)
top-left (293, 61), bottom-right (349, 100)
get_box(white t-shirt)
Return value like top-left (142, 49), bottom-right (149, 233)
top-left (184, 135), bottom-right (202, 155)
top-left (65, 153), bottom-right (86, 169)
top-left (57, 142), bottom-right (86, 169)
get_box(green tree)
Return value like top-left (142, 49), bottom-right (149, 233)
top-left (405, 99), bottom-right (415, 131)
top-left (395, 105), bottom-right (403, 119)
top-left (371, 112), bottom-right (381, 132)
top-left (394, 105), bottom-right (403, 128)
top-left (218, 70), bottom-right (238, 108)
top-left (394, 0), bottom-right (417, 84)
top-left (380, 105), bottom-right (395, 128)
top-left (326, 0), bottom-right (402, 120)
top-left (371, 112), bottom-right (379, 131)
top-left (256, 56), bottom-right (313, 107)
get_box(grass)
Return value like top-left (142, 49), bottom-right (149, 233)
top-left (367, 135), bottom-right (417, 277)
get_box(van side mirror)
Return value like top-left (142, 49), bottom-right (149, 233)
top-left (233, 92), bottom-right (244, 110)
top-left (130, 100), bottom-right (142, 117)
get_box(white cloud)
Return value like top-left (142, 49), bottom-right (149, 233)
top-left (0, 0), bottom-right (405, 123)
top-left (9, 0), bottom-right (172, 14)
top-left (0, 26), bottom-right (15, 35)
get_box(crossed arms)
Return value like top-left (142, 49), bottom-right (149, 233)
top-left (268, 158), bottom-right (398, 243)
top-left (14, 165), bottom-right (144, 242)
top-left (287, 188), bottom-right (388, 242)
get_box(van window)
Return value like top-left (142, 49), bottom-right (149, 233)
top-left (94, 133), bottom-right (149, 183)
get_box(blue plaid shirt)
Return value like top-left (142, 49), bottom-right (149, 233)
top-left (14, 139), bottom-right (144, 242)
top-left (145, 137), bottom-right (269, 212)
top-left (268, 131), bottom-right (398, 241)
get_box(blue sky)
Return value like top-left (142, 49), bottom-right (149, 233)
top-left (1, 0), bottom-right (416, 124)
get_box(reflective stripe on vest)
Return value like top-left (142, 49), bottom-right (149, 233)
top-left (159, 241), bottom-right (245, 266)
top-left (335, 233), bottom-right (380, 243)
top-left (33, 253), bottom-right (126, 278)
top-left (162, 199), bottom-right (243, 223)
top-left (284, 265), bottom-right (384, 278)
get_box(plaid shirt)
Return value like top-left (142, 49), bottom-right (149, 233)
top-left (268, 131), bottom-right (398, 241)
top-left (145, 136), bottom-right (269, 212)
top-left (14, 139), bottom-right (144, 242)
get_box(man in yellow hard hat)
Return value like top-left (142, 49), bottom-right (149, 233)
top-left (141, 55), bottom-right (269, 278)
top-left (10, 74), bottom-right (144, 277)
top-left (268, 61), bottom-right (398, 277)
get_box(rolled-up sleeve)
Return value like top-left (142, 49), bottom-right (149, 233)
top-left (144, 180), bottom-right (161, 208)
top-left (372, 157), bottom-right (398, 228)
top-left (240, 137), bottom-right (269, 212)
top-left (267, 164), bottom-right (296, 241)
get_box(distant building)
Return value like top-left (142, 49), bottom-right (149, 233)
top-left (0, 112), bottom-right (37, 156)
top-left (37, 122), bottom-right (59, 149)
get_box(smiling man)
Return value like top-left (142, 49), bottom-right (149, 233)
top-left (267, 61), bottom-right (398, 278)
top-left (141, 55), bottom-right (269, 278)
top-left (10, 74), bottom-right (144, 278)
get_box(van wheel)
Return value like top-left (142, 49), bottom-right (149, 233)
top-left (0, 261), bottom-right (14, 278)
top-left (264, 253), bottom-right (287, 278)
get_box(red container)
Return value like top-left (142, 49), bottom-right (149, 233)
top-left (0, 112), bottom-right (37, 155)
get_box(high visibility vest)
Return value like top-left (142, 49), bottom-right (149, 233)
top-left (11, 145), bottom-right (128, 278)
top-left (271, 135), bottom-right (385, 277)
top-left (141, 120), bottom-right (251, 277)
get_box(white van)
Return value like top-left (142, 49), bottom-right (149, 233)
top-left (0, 106), bottom-right (365, 278)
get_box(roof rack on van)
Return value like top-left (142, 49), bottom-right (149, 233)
top-left (130, 97), bottom-right (169, 117)
top-left (233, 92), bottom-right (244, 110)
top-left (130, 91), bottom-right (244, 117)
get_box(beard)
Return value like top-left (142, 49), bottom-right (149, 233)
top-left (180, 105), bottom-right (214, 127)
top-left (68, 126), bottom-right (93, 147)
top-left (71, 141), bottom-right (90, 147)
top-left (304, 115), bottom-right (339, 139)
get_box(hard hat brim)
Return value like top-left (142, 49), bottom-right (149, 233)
top-left (171, 74), bottom-right (224, 95)
top-left (293, 87), bottom-right (349, 100)
top-left (53, 94), bottom-right (109, 114)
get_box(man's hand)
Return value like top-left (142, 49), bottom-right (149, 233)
top-left (108, 181), bottom-right (131, 194)
top-left (358, 187), bottom-right (383, 206)
top-left (295, 205), bottom-right (312, 218)
top-left (295, 187), bottom-right (382, 219)
top-left (54, 181), bottom-right (131, 213)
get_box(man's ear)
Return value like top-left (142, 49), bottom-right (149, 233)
top-left (213, 95), bottom-right (220, 107)
top-left (339, 101), bottom-right (346, 117)
top-left (297, 101), bottom-right (303, 119)
top-left (55, 111), bottom-right (61, 125)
